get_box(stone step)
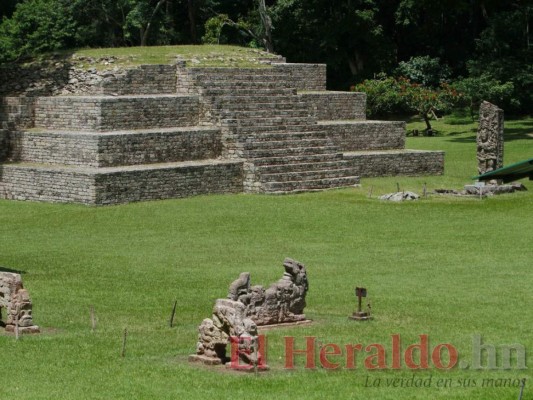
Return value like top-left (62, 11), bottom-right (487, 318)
top-left (242, 137), bottom-right (331, 150)
top-left (251, 152), bottom-right (344, 166)
top-left (260, 175), bottom-right (360, 194)
top-left (214, 101), bottom-right (309, 111)
top-left (218, 108), bottom-right (312, 120)
top-left (194, 80), bottom-right (293, 89)
top-left (259, 167), bottom-right (359, 183)
top-left (245, 145), bottom-right (339, 159)
top-left (224, 116), bottom-right (317, 128)
top-left (193, 75), bottom-right (289, 84)
top-left (223, 123), bottom-right (324, 135)
top-left (189, 70), bottom-right (288, 81)
top-left (200, 88), bottom-right (297, 97)
top-left (256, 159), bottom-right (350, 174)
top-left (236, 125), bottom-right (330, 143)
top-left (207, 94), bottom-right (301, 103)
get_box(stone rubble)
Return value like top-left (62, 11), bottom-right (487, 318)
top-left (379, 191), bottom-right (420, 201)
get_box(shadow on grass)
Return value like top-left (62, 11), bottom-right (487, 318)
top-left (0, 266), bottom-right (26, 274)
top-left (504, 120), bottom-right (533, 141)
top-left (446, 119), bottom-right (533, 143)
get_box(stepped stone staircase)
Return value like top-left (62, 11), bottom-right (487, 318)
top-left (0, 61), bottom-right (444, 205)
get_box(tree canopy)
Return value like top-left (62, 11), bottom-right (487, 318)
top-left (1, 0), bottom-right (531, 113)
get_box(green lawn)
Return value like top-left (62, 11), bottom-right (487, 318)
top-left (1, 115), bottom-right (532, 399)
top-left (64, 45), bottom-right (280, 69)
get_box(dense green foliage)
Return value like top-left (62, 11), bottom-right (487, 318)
top-left (0, 0), bottom-right (532, 112)
top-left (353, 75), bottom-right (459, 131)
top-left (1, 116), bottom-right (532, 399)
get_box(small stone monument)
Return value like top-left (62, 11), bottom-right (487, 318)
top-left (190, 258), bottom-right (309, 368)
top-left (477, 101), bottom-right (504, 179)
top-left (0, 272), bottom-right (40, 333)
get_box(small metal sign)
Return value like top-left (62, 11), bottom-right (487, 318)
top-left (355, 287), bottom-right (367, 298)
top-left (349, 286), bottom-right (372, 321)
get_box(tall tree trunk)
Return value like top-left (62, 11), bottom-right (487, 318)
top-left (423, 112), bottom-right (433, 131)
top-left (188, 0), bottom-right (198, 44)
top-left (141, 0), bottom-right (167, 46)
top-left (256, 0), bottom-right (274, 52)
top-left (348, 51), bottom-right (364, 75)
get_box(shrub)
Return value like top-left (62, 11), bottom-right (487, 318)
top-left (0, 0), bottom-right (76, 62)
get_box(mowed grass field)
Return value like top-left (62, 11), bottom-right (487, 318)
top-left (1, 115), bottom-right (532, 399)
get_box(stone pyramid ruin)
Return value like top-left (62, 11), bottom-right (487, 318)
top-left (0, 60), bottom-right (443, 205)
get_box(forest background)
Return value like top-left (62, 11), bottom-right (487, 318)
top-left (0, 0), bottom-right (531, 116)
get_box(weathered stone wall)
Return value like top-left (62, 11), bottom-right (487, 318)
top-left (344, 150), bottom-right (445, 177)
top-left (0, 97), bottom-right (36, 129)
top-left (9, 131), bottom-right (98, 166)
top-left (9, 128), bottom-right (221, 167)
top-left (299, 92), bottom-right (366, 120)
top-left (0, 165), bottom-right (96, 204)
top-left (34, 95), bottom-right (200, 131)
top-left (0, 61), bottom-right (70, 96)
top-left (176, 63), bottom-right (327, 95)
top-left (273, 63), bottom-right (326, 91)
top-left (94, 161), bottom-right (243, 205)
top-left (0, 161), bottom-right (243, 205)
top-left (97, 128), bottom-right (221, 167)
top-left (320, 121), bottom-right (406, 151)
top-left (0, 60), bottom-right (176, 96)
top-left (177, 66), bottom-right (294, 94)
top-left (98, 65), bottom-right (177, 95)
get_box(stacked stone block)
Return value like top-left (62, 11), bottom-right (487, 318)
top-left (0, 97), bottom-right (35, 129)
top-left (8, 127), bottom-right (221, 167)
top-left (98, 65), bottom-right (177, 95)
top-left (344, 150), bottom-right (444, 177)
top-left (34, 95), bottom-right (200, 131)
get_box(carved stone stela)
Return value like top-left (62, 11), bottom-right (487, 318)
top-left (0, 272), bottom-right (40, 333)
top-left (477, 101), bottom-right (504, 176)
top-left (189, 258), bottom-right (309, 367)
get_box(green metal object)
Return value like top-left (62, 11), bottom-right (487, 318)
top-left (473, 157), bottom-right (533, 183)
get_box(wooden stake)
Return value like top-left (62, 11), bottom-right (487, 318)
top-left (368, 185), bottom-right (374, 198)
top-left (396, 182), bottom-right (400, 192)
top-left (169, 300), bottom-right (177, 328)
top-left (121, 328), bottom-right (128, 357)
top-left (423, 183), bottom-right (427, 198)
top-left (518, 378), bottom-right (526, 400)
top-left (90, 305), bottom-right (96, 332)
top-left (15, 313), bottom-right (19, 341)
